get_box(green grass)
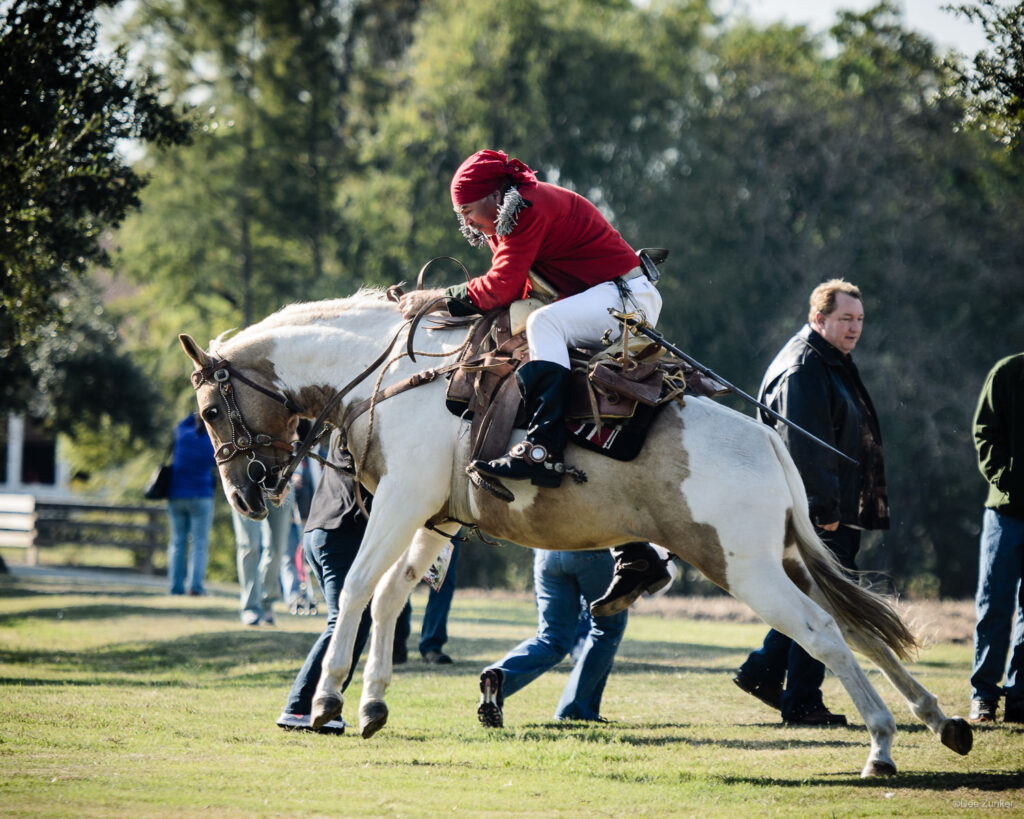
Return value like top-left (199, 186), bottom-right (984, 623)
top-left (0, 574), bottom-right (1021, 818)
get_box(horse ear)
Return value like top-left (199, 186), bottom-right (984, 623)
top-left (179, 334), bottom-right (212, 369)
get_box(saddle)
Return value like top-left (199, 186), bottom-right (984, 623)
top-left (444, 299), bottom-right (728, 463)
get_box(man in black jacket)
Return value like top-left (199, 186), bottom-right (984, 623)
top-left (733, 279), bottom-right (889, 725)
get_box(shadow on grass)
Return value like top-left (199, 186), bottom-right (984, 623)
top-left (0, 629), bottom-right (315, 679)
top-left (720, 770), bottom-right (1024, 791)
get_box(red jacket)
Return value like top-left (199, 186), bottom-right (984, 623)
top-left (466, 182), bottom-right (638, 311)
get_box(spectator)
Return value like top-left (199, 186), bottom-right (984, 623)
top-left (166, 413), bottom-right (217, 596)
top-left (477, 547), bottom-right (632, 727)
top-left (233, 494), bottom-right (294, 626)
top-left (733, 279), bottom-right (889, 726)
top-left (968, 352), bottom-right (1024, 724)
top-left (276, 452), bottom-right (372, 733)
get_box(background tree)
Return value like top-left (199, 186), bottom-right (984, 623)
top-left (0, 0), bottom-right (188, 446)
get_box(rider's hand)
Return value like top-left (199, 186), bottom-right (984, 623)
top-left (819, 521), bottom-right (840, 532)
top-left (398, 288), bottom-right (447, 319)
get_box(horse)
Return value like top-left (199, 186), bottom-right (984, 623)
top-left (179, 288), bottom-right (972, 778)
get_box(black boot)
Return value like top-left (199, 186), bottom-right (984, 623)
top-left (590, 542), bottom-right (672, 617)
top-left (470, 361), bottom-right (571, 489)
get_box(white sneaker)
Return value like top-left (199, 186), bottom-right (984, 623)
top-left (276, 711), bottom-right (346, 735)
top-left (241, 610), bottom-right (260, 626)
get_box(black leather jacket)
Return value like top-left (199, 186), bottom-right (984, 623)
top-left (758, 325), bottom-right (889, 530)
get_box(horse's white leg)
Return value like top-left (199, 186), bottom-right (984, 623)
top-left (729, 564), bottom-right (899, 778)
top-left (358, 527), bottom-right (451, 738)
top-left (825, 616), bottom-right (973, 756)
top-left (311, 477), bottom-right (444, 728)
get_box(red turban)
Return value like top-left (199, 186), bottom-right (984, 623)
top-left (450, 149), bottom-right (538, 206)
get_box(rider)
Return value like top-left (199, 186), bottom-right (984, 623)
top-left (398, 148), bottom-right (670, 616)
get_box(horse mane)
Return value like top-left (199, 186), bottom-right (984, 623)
top-left (209, 287), bottom-right (395, 357)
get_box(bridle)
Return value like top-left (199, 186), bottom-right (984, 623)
top-left (190, 360), bottom-right (302, 493)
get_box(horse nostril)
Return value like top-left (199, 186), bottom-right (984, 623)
top-left (233, 491), bottom-right (251, 515)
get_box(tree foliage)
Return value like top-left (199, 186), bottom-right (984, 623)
top-left (104, 0), bottom-right (1024, 595)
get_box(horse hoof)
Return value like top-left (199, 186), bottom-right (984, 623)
top-left (941, 717), bottom-right (973, 756)
top-left (311, 695), bottom-right (343, 729)
top-left (360, 700), bottom-right (389, 739)
top-left (861, 758), bottom-right (898, 778)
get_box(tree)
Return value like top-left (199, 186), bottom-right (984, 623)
top-left (0, 0), bottom-right (189, 351)
top-left (951, 0), bottom-right (1024, 150)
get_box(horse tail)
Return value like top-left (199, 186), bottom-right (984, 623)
top-left (768, 432), bottom-right (918, 661)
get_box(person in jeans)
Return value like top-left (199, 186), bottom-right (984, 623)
top-left (166, 413), bottom-right (216, 596)
top-left (968, 352), bottom-right (1024, 724)
top-left (277, 457), bottom-right (372, 733)
top-left (233, 496), bottom-right (294, 626)
top-left (476, 547), bottom-right (633, 727)
top-left (733, 279), bottom-right (889, 726)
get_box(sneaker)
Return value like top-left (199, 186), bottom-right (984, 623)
top-left (276, 712), bottom-right (346, 735)
top-left (261, 611), bottom-right (275, 626)
top-left (478, 669), bottom-right (504, 728)
top-left (241, 610), bottom-right (260, 626)
top-left (422, 650), bottom-right (453, 665)
top-left (969, 698), bottom-right (997, 723)
top-left (1004, 700), bottom-right (1024, 724)
top-left (783, 706), bottom-right (848, 726)
top-left (732, 669), bottom-right (783, 711)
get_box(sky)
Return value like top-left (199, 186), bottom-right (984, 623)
top-left (723, 0), bottom-right (991, 55)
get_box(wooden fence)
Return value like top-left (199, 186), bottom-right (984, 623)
top-left (0, 494), bottom-right (167, 573)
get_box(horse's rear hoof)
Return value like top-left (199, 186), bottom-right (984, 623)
top-left (311, 695), bottom-right (343, 729)
top-left (360, 700), bottom-right (389, 739)
top-left (861, 758), bottom-right (898, 778)
top-left (941, 717), bottom-right (973, 756)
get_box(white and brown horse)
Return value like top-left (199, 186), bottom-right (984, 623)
top-left (180, 289), bottom-right (971, 777)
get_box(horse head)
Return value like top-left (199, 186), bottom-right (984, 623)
top-left (179, 332), bottom-right (300, 520)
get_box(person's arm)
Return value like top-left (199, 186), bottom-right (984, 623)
top-left (973, 363), bottom-right (1011, 492)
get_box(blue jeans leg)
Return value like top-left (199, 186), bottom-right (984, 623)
top-left (419, 541), bottom-right (460, 656)
top-left (233, 510), bottom-right (264, 617)
top-left (971, 509), bottom-right (1024, 702)
top-left (487, 550), bottom-right (579, 698)
top-left (555, 550), bottom-right (627, 720)
top-left (283, 527), bottom-right (372, 714)
top-left (167, 500), bottom-right (190, 594)
top-left (184, 497), bottom-right (213, 594)
top-left (258, 498), bottom-right (293, 610)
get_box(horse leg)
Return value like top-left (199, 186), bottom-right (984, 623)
top-left (730, 565), bottom-right (899, 778)
top-left (358, 527), bottom-right (451, 739)
top-left (825, 615), bottom-right (973, 756)
top-left (310, 478), bottom-right (444, 729)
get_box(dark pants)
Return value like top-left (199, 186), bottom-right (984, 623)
top-left (395, 541), bottom-right (460, 656)
top-left (739, 526), bottom-right (861, 720)
top-left (283, 525), bottom-right (372, 715)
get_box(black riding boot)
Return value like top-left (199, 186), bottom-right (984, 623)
top-left (470, 360), bottom-right (570, 489)
top-left (589, 542), bottom-right (672, 617)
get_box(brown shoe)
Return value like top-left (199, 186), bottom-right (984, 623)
top-left (784, 707), bottom-right (848, 726)
top-left (732, 670), bottom-right (783, 711)
top-left (969, 699), bottom-right (997, 723)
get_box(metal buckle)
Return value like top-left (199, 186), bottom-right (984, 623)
top-left (214, 368), bottom-right (230, 382)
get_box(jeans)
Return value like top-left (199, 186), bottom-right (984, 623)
top-left (486, 549), bottom-right (628, 720)
top-left (233, 499), bottom-right (293, 618)
top-left (283, 527), bottom-right (372, 714)
top-left (971, 508), bottom-right (1024, 703)
top-left (166, 497), bottom-right (214, 595)
top-left (739, 526), bottom-right (860, 720)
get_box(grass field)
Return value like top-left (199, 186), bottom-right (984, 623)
top-left (0, 570), bottom-right (1021, 818)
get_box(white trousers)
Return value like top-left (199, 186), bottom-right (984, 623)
top-left (525, 276), bottom-right (662, 368)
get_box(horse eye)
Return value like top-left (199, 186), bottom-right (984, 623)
top-left (202, 407), bottom-right (220, 422)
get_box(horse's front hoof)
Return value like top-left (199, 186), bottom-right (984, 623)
top-left (941, 717), bottom-right (973, 756)
top-left (311, 695), bottom-right (343, 729)
top-left (861, 758), bottom-right (898, 778)
top-left (360, 700), bottom-right (389, 739)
